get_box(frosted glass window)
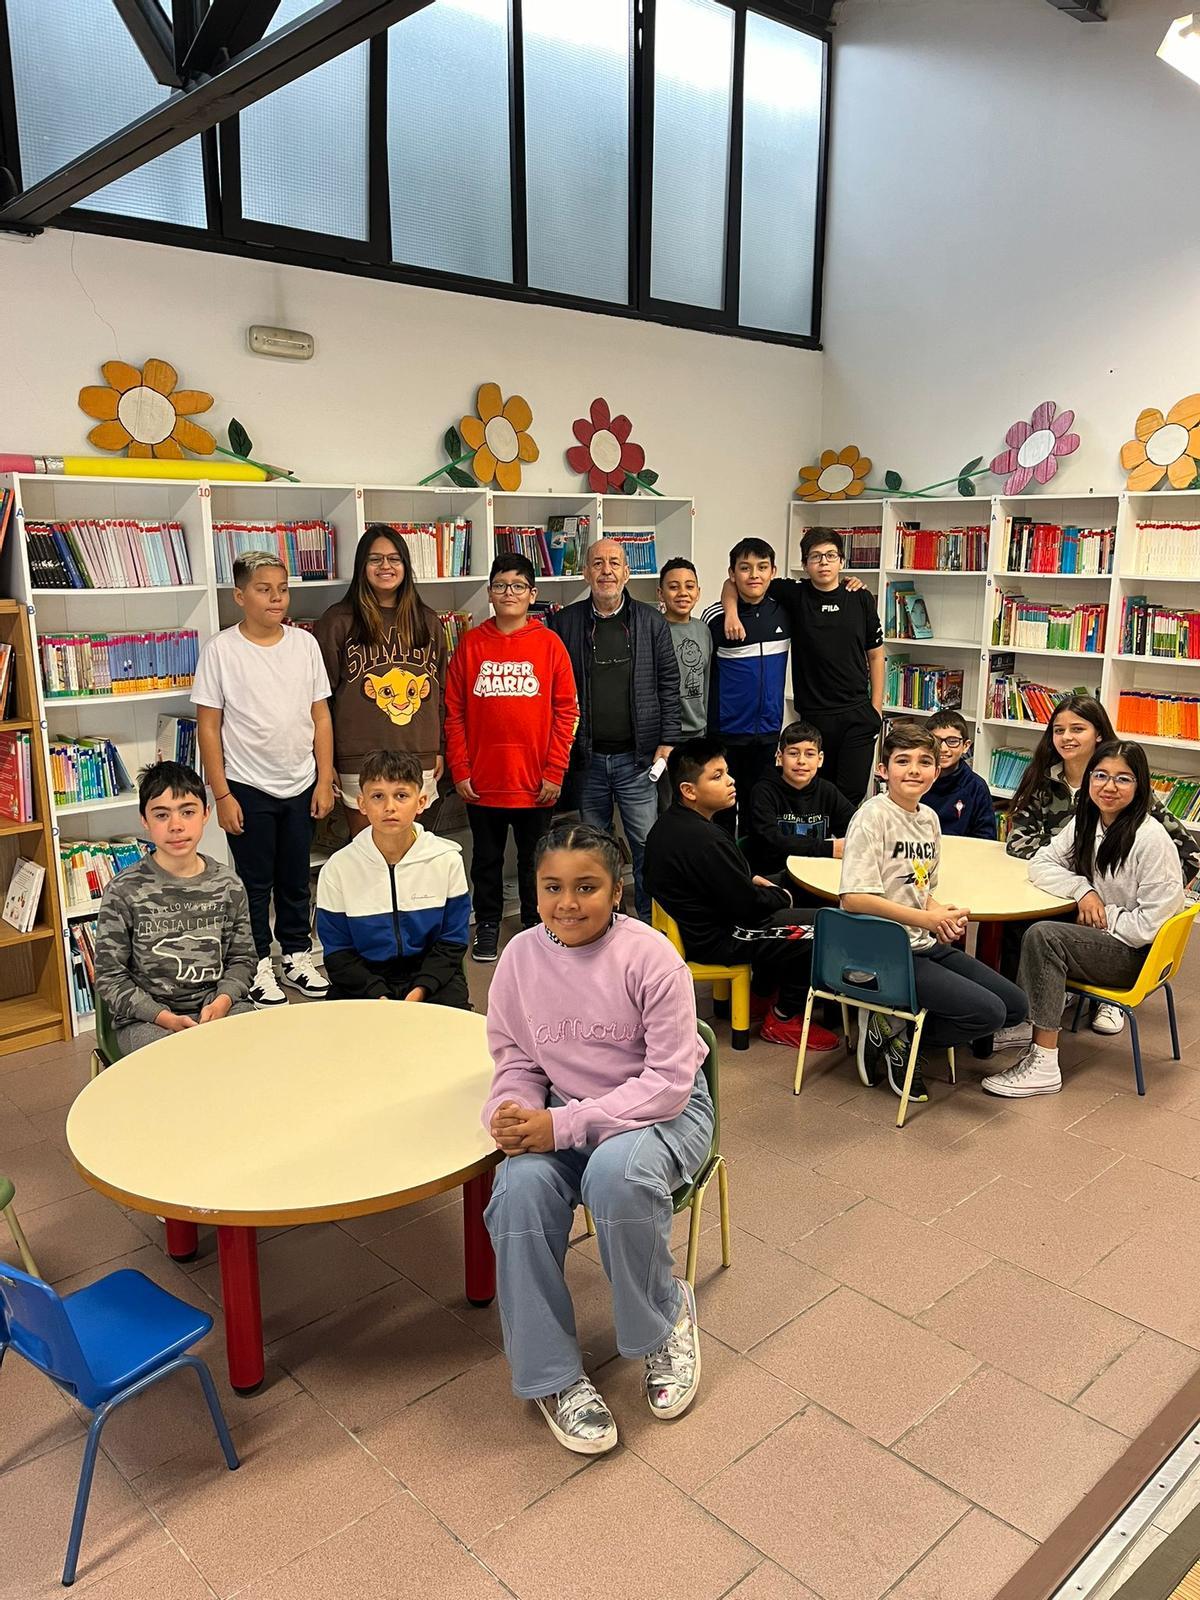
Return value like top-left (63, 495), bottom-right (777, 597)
top-left (239, 0), bottom-right (370, 239)
top-left (388, 0), bottom-right (512, 282)
top-left (7, 0), bottom-right (206, 227)
top-left (650, 0), bottom-right (734, 310)
top-left (739, 13), bottom-right (823, 336)
top-left (523, 0), bottom-right (630, 304)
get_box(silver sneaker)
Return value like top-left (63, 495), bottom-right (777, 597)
top-left (533, 1377), bottom-right (618, 1455)
top-left (982, 1046), bottom-right (1062, 1098)
top-left (645, 1278), bottom-right (701, 1419)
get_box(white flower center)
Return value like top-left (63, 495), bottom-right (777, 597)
top-left (117, 385), bottom-right (176, 446)
top-left (817, 463), bottom-right (855, 494)
top-left (1146, 422), bottom-right (1190, 467)
top-left (590, 428), bottom-right (622, 473)
top-left (484, 415), bottom-right (519, 463)
top-left (1016, 428), bottom-right (1056, 469)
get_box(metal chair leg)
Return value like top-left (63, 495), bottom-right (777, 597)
top-left (1166, 983), bottom-right (1181, 1060)
top-left (63, 1408), bottom-right (108, 1585)
top-left (896, 1013), bottom-right (927, 1129)
top-left (684, 1185), bottom-right (707, 1287)
top-left (2, 1201), bottom-right (40, 1278)
top-left (840, 1003), bottom-right (853, 1055)
top-left (716, 1156), bottom-right (731, 1268)
top-left (947, 1046), bottom-right (956, 1085)
top-left (1129, 1010), bottom-right (1145, 1096)
top-left (583, 1207), bottom-right (596, 1238)
top-left (89, 1051), bottom-right (103, 1081)
top-left (792, 989), bottom-right (818, 1095)
top-left (180, 1355), bottom-right (240, 1471)
top-left (1070, 992), bottom-right (1086, 1033)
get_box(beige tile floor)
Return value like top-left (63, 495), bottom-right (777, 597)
top-left (4, 938), bottom-right (1200, 1600)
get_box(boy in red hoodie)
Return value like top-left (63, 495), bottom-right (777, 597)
top-left (445, 553), bottom-right (579, 962)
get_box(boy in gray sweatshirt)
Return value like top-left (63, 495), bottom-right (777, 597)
top-left (94, 761), bottom-right (257, 1055)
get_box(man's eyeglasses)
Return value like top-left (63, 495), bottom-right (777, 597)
top-left (366, 554), bottom-right (404, 568)
top-left (490, 581), bottom-right (531, 595)
top-left (805, 551), bottom-right (840, 564)
top-left (1090, 770), bottom-right (1135, 790)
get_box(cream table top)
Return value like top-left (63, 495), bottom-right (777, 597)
top-left (67, 1001), bottom-right (498, 1227)
top-left (787, 834), bottom-right (1077, 923)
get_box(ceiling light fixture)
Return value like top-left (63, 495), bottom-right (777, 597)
top-left (1158, 13), bottom-right (1200, 85)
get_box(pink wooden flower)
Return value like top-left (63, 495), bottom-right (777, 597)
top-left (566, 397), bottom-right (647, 492)
top-left (989, 401), bottom-right (1080, 494)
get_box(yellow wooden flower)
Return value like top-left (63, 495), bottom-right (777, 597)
top-left (796, 444), bottom-right (871, 501)
top-left (78, 359), bottom-right (216, 459)
top-left (1119, 396), bottom-right (1200, 491)
top-left (459, 382), bottom-right (539, 491)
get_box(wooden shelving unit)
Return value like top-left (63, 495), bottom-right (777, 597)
top-left (0, 600), bottom-right (71, 1057)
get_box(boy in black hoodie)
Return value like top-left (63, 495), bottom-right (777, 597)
top-left (925, 712), bottom-right (995, 839)
top-left (643, 738), bottom-right (838, 1050)
top-left (748, 721), bottom-right (856, 875)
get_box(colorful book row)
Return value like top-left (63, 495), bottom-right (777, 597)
top-left (68, 917), bottom-right (98, 1016)
top-left (48, 737), bottom-right (134, 807)
top-left (1118, 691), bottom-right (1200, 744)
top-left (884, 656), bottom-right (964, 710)
top-left (991, 594), bottom-right (1107, 653)
top-left (213, 520), bottom-right (336, 583)
top-left (25, 519), bottom-right (193, 588)
top-left (1001, 518), bottom-right (1115, 576)
top-left (1121, 597), bottom-right (1200, 660)
top-left (39, 630), bottom-right (199, 697)
top-left (894, 525), bottom-right (987, 572)
top-left (1129, 521), bottom-right (1200, 578)
top-left (59, 836), bottom-right (150, 910)
top-left (0, 729), bottom-right (33, 822)
top-left (380, 521), bottom-right (472, 581)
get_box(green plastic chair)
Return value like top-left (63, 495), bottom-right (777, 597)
top-left (89, 995), bottom-right (122, 1080)
top-left (1, 1175), bottom-right (40, 1278)
top-left (584, 1019), bottom-right (731, 1287)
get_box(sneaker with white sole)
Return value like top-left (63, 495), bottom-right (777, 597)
top-left (856, 1009), bottom-right (901, 1087)
top-left (1092, 1002), bottom-right (1125, 1036)
top-left (645, 1277), bottom-right (701, 1419)
top-left (992, 1021), bottom-right (1033, 1051)
top-left (982, 1046), bottom-right (1062, 1098)
top-left (282, 951), bottom-right (330, 997)
top-left (249, 956), bottom-right (287, 1007)
top-left (533, 1376), bottom-right (618, 1455)
top-left (883, 1029), bottom-right (928, 1103)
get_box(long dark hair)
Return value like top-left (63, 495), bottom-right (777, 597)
top-left (342, 524), bottom-right (432, 652)
top-left (534, 822), bottom-right (623, 888)
top-left (1071, 740), bottom-right (1151, 880)
top-left (1011, 694), bottom-right (1115, 816)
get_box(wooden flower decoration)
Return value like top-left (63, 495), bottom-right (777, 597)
top-left (567, 398), bottom-right (657, 494)
top-left (989, 401), bottom-right (1080, 494)
top-left (796, 445), bottom-right (871, 502)
top-left (459, 382), bottom-right (538, 491)
top-left (79, 359), bottom-right (215, 459)
top-left (1120, 396), bottom-right (1200, 491)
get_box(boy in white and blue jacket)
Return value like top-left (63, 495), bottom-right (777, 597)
top-left (315, 750), bottom-right (471, 1008)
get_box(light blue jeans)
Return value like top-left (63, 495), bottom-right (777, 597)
top-left (580, 752), bottom-right (659, 920)
top-left (484, 1078), bottom-right (714, 1399)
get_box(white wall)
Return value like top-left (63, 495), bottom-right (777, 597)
top-left (0, 228), bottom-right (820, 593)
top-left (822, 0), bottom-right (1200, 492)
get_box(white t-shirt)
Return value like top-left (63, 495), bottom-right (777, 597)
top-left (839, 791), bottom-right (941, 951)
top-left (192, 625), bottom-right (331, 798)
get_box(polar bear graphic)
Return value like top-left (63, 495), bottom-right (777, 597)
top-left (150, 932), bottom-right (223, 984)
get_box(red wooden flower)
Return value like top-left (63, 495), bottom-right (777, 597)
top-left (566, 398), bottom-right (646, 492)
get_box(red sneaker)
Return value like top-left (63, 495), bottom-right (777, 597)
top-left (760, 1011), bottom-right (839, 1051)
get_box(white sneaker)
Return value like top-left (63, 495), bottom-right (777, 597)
top-left (982, 1047), bottom-right (1062, 1098)
top-left (992, 1021), bottom-right (1033, 1051)
top-left (249, 956), bottom-right (287, 1007)
top-left (282, 951), bottom-right (330, 997)
top-left (1092, 1003), bottom-right (1125, 1036)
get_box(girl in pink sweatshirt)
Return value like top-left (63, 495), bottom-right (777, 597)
top-left (483, 822), bottom-right (714, 1455)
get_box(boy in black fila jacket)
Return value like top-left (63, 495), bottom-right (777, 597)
top-left (748, 720), bottom-right (857, 875)
top-left (643, 738), bottom-right (838, 1051)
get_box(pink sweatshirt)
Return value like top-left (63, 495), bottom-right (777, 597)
top-left (483, 915), bottom-right (707, 1150)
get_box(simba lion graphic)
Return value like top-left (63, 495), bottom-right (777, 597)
top-left (363, 667), bottom-right (431, 727)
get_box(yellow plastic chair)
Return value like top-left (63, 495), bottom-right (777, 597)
top-left (794, 908), bottom-right (954, 1129)
top-left (651, 902), bottom-right (752, 1051)
top-left (1066, 903), bottom-right (1200, 1097)
top-left (584, 1019), bottom-right (731, 1287)
top-left (1, 1175), bottom-right (40, 1278)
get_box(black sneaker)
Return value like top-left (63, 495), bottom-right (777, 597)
top-left (472, 923), bottom-right (500, 963)
top-left (856, 1009), bottom-right (898, 1087)
top-left (884, 1030), bottom-right (928, 1103)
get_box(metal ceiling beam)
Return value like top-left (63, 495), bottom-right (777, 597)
top-left (179, 0), bottom-right (282, 82)
top-left (1043, 0), bottom-right (1107, 19)
top-left (0, 0), bottom-right (433, 230)
top-left (110, 0), bottom-right (181, 86)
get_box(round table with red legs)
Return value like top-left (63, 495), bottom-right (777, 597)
top-left (66, 1002), bottom-right (500, 1394)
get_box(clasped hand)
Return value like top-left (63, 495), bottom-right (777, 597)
top-left (490, 1101), bottom-right (554, 1155)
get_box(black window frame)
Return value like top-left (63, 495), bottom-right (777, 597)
top-left (0, 0), bottom-right (832, 350)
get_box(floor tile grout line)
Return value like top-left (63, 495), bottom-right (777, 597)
top-left (876, 1502), bottom-right (977, 1599)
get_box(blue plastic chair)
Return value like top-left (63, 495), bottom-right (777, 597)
top-left (792, 908), bottom-right (955, 1128)
top-left (0, 1264), bottom-right (239, 1586)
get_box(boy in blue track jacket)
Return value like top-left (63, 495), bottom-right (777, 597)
top-left (315, 749), bottom-right (471, 1007)
top-left (702, 538), bottom-right (790, 835)
top-left (924, 711), bottom-right (996, 840)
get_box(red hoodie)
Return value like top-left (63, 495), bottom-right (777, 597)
top-left (444, 618), bottom-right (578, 808)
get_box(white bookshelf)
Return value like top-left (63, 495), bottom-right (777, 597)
top-left (1, 472), bottom-right (695, 1035)
top-left (785, 488), bottom-right (1200, 828)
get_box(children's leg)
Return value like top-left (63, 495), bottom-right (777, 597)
top-left (466, 804), bottom-right (508, 928)
top-left (1017, 921), bottom-right (1144, 1033)
top-left (580, 1082), bottom-right (714, 1358)
top-left (512, 806), bottom-right (555, 926)
top-left (911, 944), bottom-right (1017, 1048)
top-left (484, 1148), bottom-right (589, 1398)
top-left (115, 1019), bottom-right (173, 1053)
top-left (274, 784), bottom-right (317, 957)
top-left (226, 781), bottom-right (277, 959)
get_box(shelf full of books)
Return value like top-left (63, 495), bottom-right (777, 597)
top-left (1, 472), bottom-right (695, 1037)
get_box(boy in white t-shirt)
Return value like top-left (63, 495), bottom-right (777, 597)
top-left (839, 721), bottom-right (1026, 1102)
top-left (193, 551), bottom-right (336, 1004)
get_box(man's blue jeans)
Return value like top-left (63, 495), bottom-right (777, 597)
top-left (579, 752), bottom-right (659, 920)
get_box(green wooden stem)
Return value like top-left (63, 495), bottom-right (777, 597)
top-left (214, 444), bottom-right (297, 482)
top-left (417, 450), bottom-right (476, 487)
top-left (627, 472), bottom-right (663, 497)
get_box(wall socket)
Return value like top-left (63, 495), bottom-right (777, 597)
top-left (247, 324), bottom-right (315, 360)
